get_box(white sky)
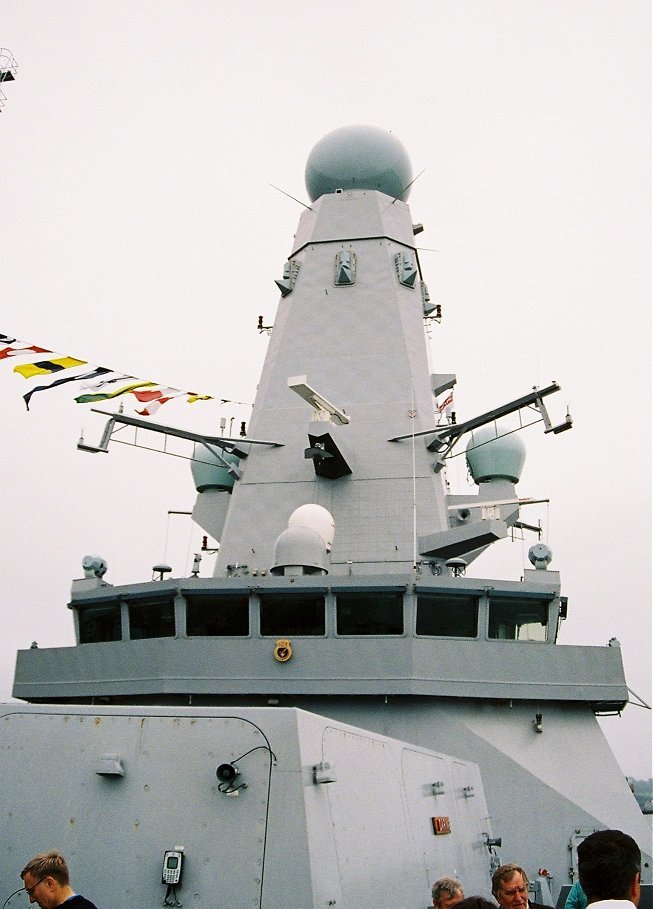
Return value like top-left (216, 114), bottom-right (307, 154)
top-left (1, 0), bottom-right (650, 779)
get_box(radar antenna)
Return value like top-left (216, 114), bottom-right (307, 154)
top-left (387, 168), bottom-right (425, 206)
top-left (268, 183), bottom-right (313, 211)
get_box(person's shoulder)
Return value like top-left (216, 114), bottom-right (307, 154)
top-left (587, 902), bottom-right (637, 909)
top-left (530, 902), bottom-right (554, 909)
top-left (61, 896), bottom-right (99, 909)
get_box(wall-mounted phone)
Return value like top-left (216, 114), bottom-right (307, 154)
top-left (162, 849), bottom-right (184, 886)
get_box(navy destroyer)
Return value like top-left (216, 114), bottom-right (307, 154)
top-left (1, 125), bottom-right (650, 909)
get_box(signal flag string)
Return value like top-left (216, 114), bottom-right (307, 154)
top-left (0, 332), bottom-right (214, 416)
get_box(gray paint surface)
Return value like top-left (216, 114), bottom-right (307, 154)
top-left (0, 704), bottom-right (492, 909)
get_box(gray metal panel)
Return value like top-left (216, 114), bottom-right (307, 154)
top-left (400, 747), bottom-right (494, 900)
top-left (73, 572), bottom-right (560, 599)
top-left (291, 190), bottom-right (416, 253)
top-left (0, 703), bottom-right (494, 909)
top-left (13, 638), bottom-right (629, 706)
top-left (0, 706), bottom-right (303, 909)
top-left (319, 725), bottom-right (419, 906)
top-left (281, 697), bottom-right (653, 900)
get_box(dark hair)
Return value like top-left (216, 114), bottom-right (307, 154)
top-left (457, 898), bottom-right (498, 909)
top-left (578, 830), bottom-right (641, 902)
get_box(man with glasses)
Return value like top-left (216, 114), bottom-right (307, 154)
top-left (577, 830), bottom-right (641, 909)
top-left (21, 850), bottom-right (99, 909)
top-left (492, 864), bottom-right (552, 909)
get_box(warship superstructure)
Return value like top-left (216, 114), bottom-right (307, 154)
top-left (2, 126), bottom-right (650, 909)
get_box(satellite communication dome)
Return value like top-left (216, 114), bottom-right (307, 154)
top-left (305, 125), bottom-right (413, 202)
top-left (288, 504), bottom-right (335, 552)
top-left (270, 525), bottom-right (329, 576)
top-left (190, 443), bottom-right (240, 492)
top-left (466, 424), bottom-right (526, 484)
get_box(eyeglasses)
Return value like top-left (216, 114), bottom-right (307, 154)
top-left (25, 879), bottom-right (46, 897)
top-left (501, 887), bottom-right (528, 896)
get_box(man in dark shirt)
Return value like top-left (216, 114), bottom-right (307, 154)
top-left (21, 850), bottom-right (99, 909)
top-left (492, 864), bottom-right (552, 909)
top-left (577, 829), bottom-right (641, 909)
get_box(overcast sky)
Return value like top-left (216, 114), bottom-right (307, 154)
top-left (1, 0), bottom-right (650, 778)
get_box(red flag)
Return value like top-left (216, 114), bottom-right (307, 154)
top-left (437, 393), bottom-right (453, 412)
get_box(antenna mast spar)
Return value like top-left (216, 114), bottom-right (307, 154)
top-left (0, 49), bottom-right (18, 113)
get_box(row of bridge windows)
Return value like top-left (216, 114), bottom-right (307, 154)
top-left (76, 592), bottom-right (551, 645)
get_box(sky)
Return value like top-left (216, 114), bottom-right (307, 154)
top-left (0, 0), bottom-right (650, 778)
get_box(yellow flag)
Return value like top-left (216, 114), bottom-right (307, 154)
top-left (14, 357), bottom-right (86, 378)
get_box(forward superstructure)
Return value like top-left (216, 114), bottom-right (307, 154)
top-left (3, 125), bottom-right (649, 909)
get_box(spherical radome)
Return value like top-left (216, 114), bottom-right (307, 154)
top-left (289, 504), bottom-right (335, 552)
top-left (465, 424), bottom-right (527, 484)
top-left (305, 125), bottom-right (413, 202)
top-left (190, 442), bottom-right (240, 492)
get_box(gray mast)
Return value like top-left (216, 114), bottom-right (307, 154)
top-left (212, 125), bottom-right (449, 576)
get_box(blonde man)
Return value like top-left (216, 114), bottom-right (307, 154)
top-left (21, 851), bottom-right (99, 909)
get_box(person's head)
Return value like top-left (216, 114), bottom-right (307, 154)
top-left (456, 897), bottom-right (499, 909)
top-left (21, 851), bottom-right (71, 908)
top-left (577, 829), bottom-right (641, 906)
top-left (433, 877), bottom-right (465, 909)
top-left (492, 864), bottom-right (529, 909)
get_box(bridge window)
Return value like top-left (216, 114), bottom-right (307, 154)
top-left (128, 598), bottom-right (175, 639)
top-left (488, 597), bottom-right (549, 641)
top-left (186, 595), bottom-right (249, 636)
top-left (416, 594), bottom-right (478, 637)
top-left (259, 594), bottom-right (325, 636)
top-left (78, 603), bottom-right (122, 643)
top-left (336, 592), bottom-right (404, 635)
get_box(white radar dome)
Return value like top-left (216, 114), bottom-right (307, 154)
top-left (288, 504), bottom-right (335, 552)
top-left (270, 525), bottom-right (329, 576)
top-left (305, 125), bottom-right (413, 202)
top-left (466, 424), bottom-right (526, 484)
